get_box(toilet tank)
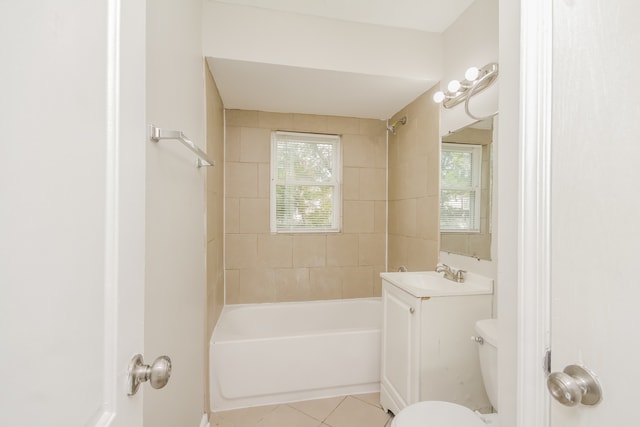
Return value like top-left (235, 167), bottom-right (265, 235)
top-left (475, 319), bottom-right (498, 410)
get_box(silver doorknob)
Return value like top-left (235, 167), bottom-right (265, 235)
top-left (546, 364), bottom-right (602, 407)
top-left (127, 354), bottom-right (172, 396)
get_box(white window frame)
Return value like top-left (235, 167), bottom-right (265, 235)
top-left (440, 143), bottom-right (482, 233)
top-left (270, 131), bottom-right (341, 233)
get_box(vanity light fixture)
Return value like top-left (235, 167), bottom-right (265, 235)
top-left (433, 63), bottom-right (499, 120)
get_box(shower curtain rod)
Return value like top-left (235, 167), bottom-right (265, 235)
top-left (149, 125), bottom-right (215, 167)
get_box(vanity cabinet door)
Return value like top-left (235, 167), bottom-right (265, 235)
top-left (417, 295), bottom-right (492, 408)
top-left (380, 281), bottom-right (421, 414)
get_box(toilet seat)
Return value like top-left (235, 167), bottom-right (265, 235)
top-left (391, 401), bottom-right (487, 427)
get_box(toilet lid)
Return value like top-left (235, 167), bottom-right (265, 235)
top-left (392, 401), bottom-right (487, 427)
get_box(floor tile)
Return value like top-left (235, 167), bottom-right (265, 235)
top-left (212, 404), bottom-right (278, 427)
top-left (323, 396), bottom-right (391, 427)
top-left (210, 415), bottom-right (236, 427)
top-left (288, 396), bottom-right (346, 421)
top-left (352, 392), bottom-right (383, 408)
top-left (255, 405), bottom-right (321, 427)
top-left (211, 394), bottom-right (393, 427)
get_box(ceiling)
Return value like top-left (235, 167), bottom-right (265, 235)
top-left (207, 0), bottom-right (475, 120)
top-left (212, 0), bottom-right (475, 33)
top-left (206, 58), bottom-right (439, 120)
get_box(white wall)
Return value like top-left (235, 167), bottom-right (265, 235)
top-left (439, 0), bottom-right (499, 281)
top-left (1, 3), bottom-right (110, 425)
top-left (439, 4), bottom-right (518, 426)
top-left (440, 0), bottom-right (499, 135)
top-left (145, 0), bottom-right (207, 425)
top-left (201, 0), bottom-right (442, 80)
top-left (440, 2), bottom-right (519, 425)
top-left (497, 0), bottom-right (520, 425)
top-left (1, 1), bottom-right (147, 425)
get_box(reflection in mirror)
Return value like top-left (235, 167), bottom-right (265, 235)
top-left (440, 119), bottom-right (493, 260)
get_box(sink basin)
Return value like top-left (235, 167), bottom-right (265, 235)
top-left (380, 271), bottom-right (493, 298)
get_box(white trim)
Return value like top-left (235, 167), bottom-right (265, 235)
top-left (199, 414), bottom-right (210, 427)
top-left (105, 0), bottom-right (146, 424)
top-left (270, 131), bottom-right (342, 233)
top-left (102, 0), bottom-right (121, 423)
top-left (517, 0), bottom-right (552, 426)
top-left (440, 143), bottom-right (483, 233)
top-left (385, 120), bottom-right (389, 272)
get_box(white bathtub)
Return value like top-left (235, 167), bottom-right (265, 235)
top-left (210, 297), bottom-right (381, 411)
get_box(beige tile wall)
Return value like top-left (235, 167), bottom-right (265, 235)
top-left (387, 88), bottom-right (441, 272)
top-left (225, 110), bottom-right (387, 303)
top-left (204, 66), bottom-right (225, 415)
top-left (205, 68), bottom-right (225, 337)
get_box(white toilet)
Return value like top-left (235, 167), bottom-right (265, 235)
top-left (391, 318), bottom-right (499, 427)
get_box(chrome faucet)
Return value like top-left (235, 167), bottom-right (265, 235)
top-left (454, 269), bottom-right (466, 283)
top-left (436, 263), bottom-right (466, 283)
top-left (436, 263), bottom-right (455, 280)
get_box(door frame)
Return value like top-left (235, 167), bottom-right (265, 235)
top-left (103, 0), bottom-right (147, 424)
top-left (517, 1), bottom-right (552, 426)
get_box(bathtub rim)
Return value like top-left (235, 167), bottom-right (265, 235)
top-left (209, 297), bottom-right (382, 412)
top-left (211, 296), bottom-right (382, 343)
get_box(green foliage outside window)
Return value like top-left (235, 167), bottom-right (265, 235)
top-left (272, 134), bottom-right (340, 232)
top-left (440, 145), bottom-right (480, 231)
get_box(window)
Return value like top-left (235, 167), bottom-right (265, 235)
top-left (270, 131), bottom-right (341, 233)
top-left (440, 143), bottom-right (482, 232)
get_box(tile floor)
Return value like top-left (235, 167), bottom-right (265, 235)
top-left (210, 392), bottom-right (393, 427)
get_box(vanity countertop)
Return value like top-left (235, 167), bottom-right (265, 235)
top-left (380, 271), bottom-right (493, 298)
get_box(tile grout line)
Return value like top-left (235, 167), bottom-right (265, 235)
top-left (351, 393), bottom-right (384, 409)
top-left (346, 394), bottom-right (394, 427)
top-left (324, 395), bottom-right (391, 427)
top-left (321, 395), bottom-right (347, 424)
top-left (285, 395), bottom-right (348, 425)
top-left (213, 394), bottom-right (392, 427)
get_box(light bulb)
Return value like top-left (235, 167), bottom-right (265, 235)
top-left (465, 66), bottom-right (480, 81)
top-left (433, 91), bottom-right (445, 103)
top-left (447, 80), bottom-right (461, 93)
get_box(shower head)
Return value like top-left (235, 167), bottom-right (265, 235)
top-left (387, 116), bottom-right (407, 135)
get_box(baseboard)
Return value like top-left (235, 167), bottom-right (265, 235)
top-left (199, 413), bottom-right (209, 427)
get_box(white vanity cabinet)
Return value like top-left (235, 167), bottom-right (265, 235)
top-left (379, 272), bottom-right (493, 415)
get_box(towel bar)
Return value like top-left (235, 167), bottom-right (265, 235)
top-left (149, 125), bottom-right (214, 167)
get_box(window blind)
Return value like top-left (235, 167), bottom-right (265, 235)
top-left (440, 143), bottom-right (482, 232)
top-left (271, 132), bottom-right (341, 232)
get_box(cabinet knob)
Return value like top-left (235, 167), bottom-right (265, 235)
top-left (471, 335), bottom-right (484, 344)
top-left (409, 307), bottom-right (415, 314)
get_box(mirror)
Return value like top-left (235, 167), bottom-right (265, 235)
top-left (440, 119), bottom-right (493, 260)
